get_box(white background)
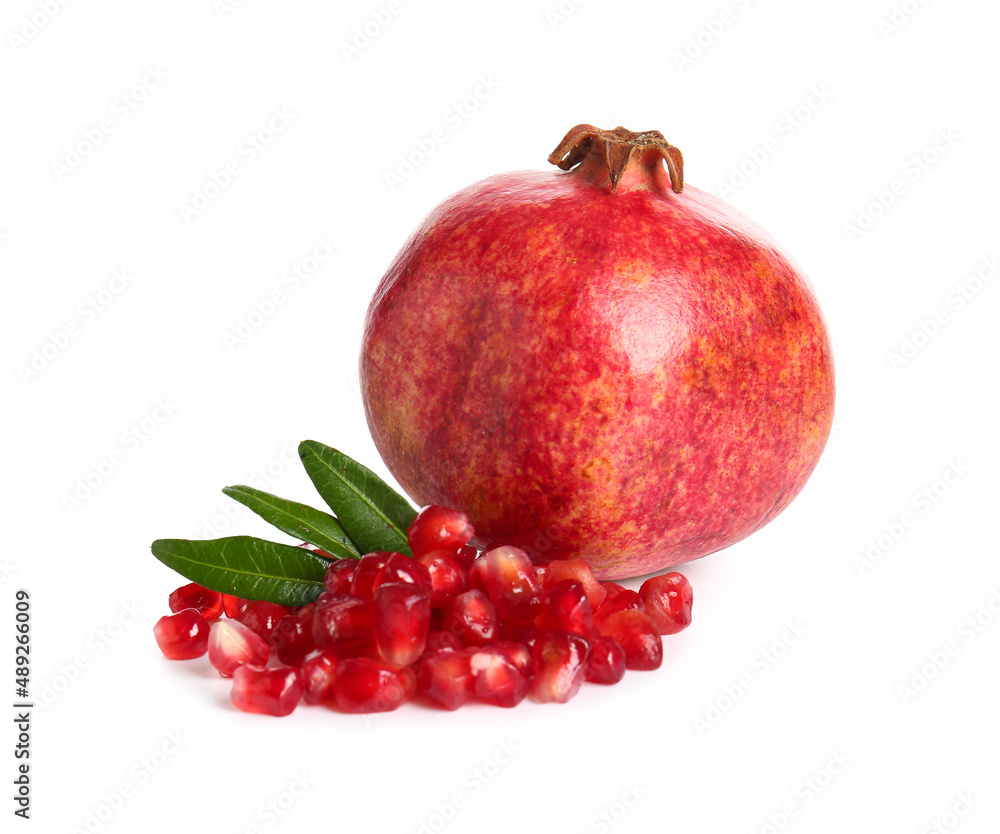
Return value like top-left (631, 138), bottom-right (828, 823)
top-left (3, 0), bottom-right (998, 831)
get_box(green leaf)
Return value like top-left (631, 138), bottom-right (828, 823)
top-left (221, 485), bottom-right (361, 560)
top-left (298, 440), bottom-right (417, 556)
top-left (150, 536), bottom-right (327, 606)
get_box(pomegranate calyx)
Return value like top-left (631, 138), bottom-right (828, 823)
top-left (548, 124), bottom-right (684, 194)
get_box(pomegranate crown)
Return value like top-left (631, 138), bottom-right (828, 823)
top-left (548, 124), bottom-right (684, 194)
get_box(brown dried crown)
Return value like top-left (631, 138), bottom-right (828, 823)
top-left (548, 124), bottom-right (684, 194)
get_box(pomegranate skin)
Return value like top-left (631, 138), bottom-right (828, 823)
top-left (361, 133), bottom-right (834, 580)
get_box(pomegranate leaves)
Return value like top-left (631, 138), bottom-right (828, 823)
top-left (221, 485), bottom-right (361, 561)
top-left (150, 537), bottom-right (330, 607)
top-left (298, 440), bottom-right (417, 556)
top-left (151, 441), bottom-right (419, 607)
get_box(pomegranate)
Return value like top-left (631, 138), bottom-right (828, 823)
top-left (360, 125), bottom-right (835, 579)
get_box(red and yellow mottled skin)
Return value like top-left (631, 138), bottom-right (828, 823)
top-left (361, 130), bottom-right (834, 580)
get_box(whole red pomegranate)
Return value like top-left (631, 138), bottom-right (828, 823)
top-left (361, 125), bottom-right (834, 580)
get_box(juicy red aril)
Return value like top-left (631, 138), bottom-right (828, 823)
top-left (418, 550), bottom-right (470, 608)
top-left (485, 545), bottom-right (542, 619)
top-left (312, 593), bottom-right (374, 646)
top-left (543, 560), bottom-right (607, 612)
top-left (168, 583), bottom-right (224, 620)
top-left (456, 544), bottom-right (478, 568)
top-left (222, 594), bottom-right (248, 619)
top-left (593, 588), bottom-right (645, 630)
top-left (208, 619), bottom-right (270, 677)
top-left (469, 647), bottom-right (529, 708)
top-left (237, 600), bottom-right (291, 644)
top-left (585, 635), bottom-right (627, 684)
top-left (334, 657), bottom-right (411, 713)
top-left (324, 559), bottom-right (357, 594)
top-left (231, 665), bottom-right (303, 717)
top-left (271, 615), bottom-right (318, 666)
top-left (597, 609), bottom-right (663, 670)
top-left (154, 609), bottom-right (210, 659)
top-left (417, 650), bottom-right (475, 710)
top-left (531, 631), bottom-right (591, 704)
top-left (350, 552), bottom-right (392, 597)
top-left (301, 649), bottom-right (340, 705)
top-left (442, 589), bottom-right (498, 646)
top-left (639, 572), bottom-right (693, 635)
top-left (373, 582), bottom-right (431, 666)
top-left (421, 629), bottom-right (463, 659)
top-left (486, 640), bottom-right (533, 676)
top-left (469, 554), bottom-right (488, 592)
top-left (372, 551), bottom-right (432, 593)
top-left (407, 504), bottom-right (474, 557)
top-left (534, 579), bottom-right (594, 637)
top-left (600, 581), bottom-right (627, 599)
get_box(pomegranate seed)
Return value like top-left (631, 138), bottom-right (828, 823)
top-left (593, 589), bottom-right (645, 630)
top-left (351, 552), bottom-right (392, 597)
top-left (469, 554), bottom-right (488, 592)
top-left (324, 559), bottom-right (357, 594)
top-left (301, 649), bottom-right (340, 705)
top-left (417, 650), bottom-right (475, 710)
top-left (534, 579), bottom-right (594, 637)
top-left (543, 560), bottom-right (607, 612)
top-left (168, 583), bottom-right (224, 620)
top-left (456, 544), bottom-right (478, 568)
top-left (585, 635), bottom-right (627, 684)
top-left (372, 551), bottom-right (432, 593)
top-left (222, 594), bottom-right (248, 619)
top-left (639, 572), bottom-right (693, 635)
top-left (153, 609), bottom-right (210, 659)
top-left (498, 617), bottom-right (541, 645)
top-left (408, 504), bottom-right (474, 557)
top-left (373, 582), bottom-right (431, 666)
top-left (272, 615), bottom-right (318, 666)
top-left (334, 657), bottom-right (410, 713)
top-left (483, 640), bottom-right (532, 677)
top-left (485, 545), bottom-right (542, 619)
top-left (531, 631), bottom-right (591, 704)
top-left (417, 550), bottom-right (470, 607)
top-left (442, 589), bottom-right (498, 646)
top-left (230, 665), bottom-right (303, 717)
top-left (237, 600), bottom-right (291, 644)
top-left (420, 629), bottom-right (463, 659)
top-left (312, 593), bottom-right (375, 646)
top-left (597, 609), bottom-right (663, 670)
top-left (469, 647), bottom-right (529, 707)
top-left (208, 619), bottom-right (270, 677)
top-left (600, 581), bottom-right (627, 599)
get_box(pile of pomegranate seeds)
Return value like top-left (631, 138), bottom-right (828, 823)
top-left (152, 505), bottom-right (693, 715)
